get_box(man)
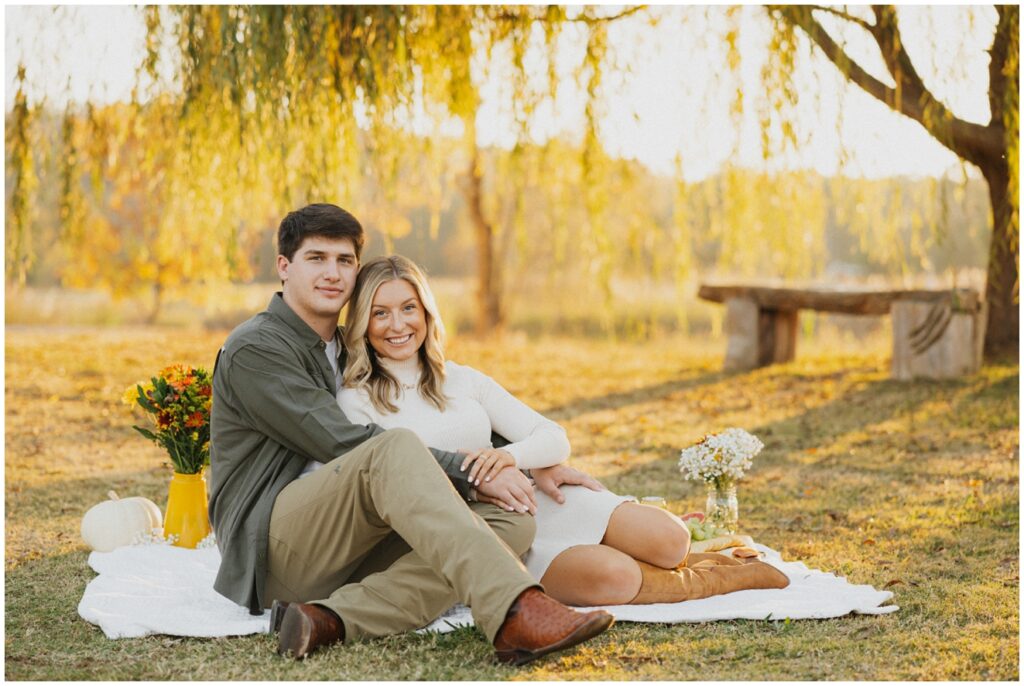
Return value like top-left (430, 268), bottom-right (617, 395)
top-left (209, 203), bottom-right (613, 663)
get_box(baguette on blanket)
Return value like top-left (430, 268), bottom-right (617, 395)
top-left (689, 534), bottom-right (755, 553)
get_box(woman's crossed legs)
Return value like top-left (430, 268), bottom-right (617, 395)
top-left (540, 501), bottom-right (789, 606)
top-left (540, 502), bottom-right (691, 606)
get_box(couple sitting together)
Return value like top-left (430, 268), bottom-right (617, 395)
top-left (209, 203), bottom-right (788, 664)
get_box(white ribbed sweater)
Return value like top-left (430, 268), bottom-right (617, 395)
top-left (337, 355), bottom-right (569, 469)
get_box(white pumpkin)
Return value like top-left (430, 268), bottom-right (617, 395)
top-left (81, 491), bottom-right (163, 552)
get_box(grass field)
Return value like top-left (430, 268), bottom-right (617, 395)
top-left (4, 325), bottom-right (1018, 680)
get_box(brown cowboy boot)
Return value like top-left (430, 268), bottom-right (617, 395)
top-left (631, 559), bottom-right (789, 604)
top-left (276, 602), bottom-right (345, 659)
top-left (493, 588), bottom-right (614, 666)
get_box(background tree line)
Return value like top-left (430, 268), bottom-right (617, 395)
top-left (5, 5), bottom-right (1017, 354)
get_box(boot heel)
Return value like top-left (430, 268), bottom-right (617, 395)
top-left (269, 600), bottom-right (290, 634)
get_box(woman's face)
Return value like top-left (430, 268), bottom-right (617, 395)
top-left (366, 278), bottom-right (427, 362)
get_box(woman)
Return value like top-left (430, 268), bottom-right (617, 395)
top-left (338, 255), bottom-right (788, 607)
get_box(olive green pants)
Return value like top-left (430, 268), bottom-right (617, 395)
top-left (265, 429), bottom-right (538, 643)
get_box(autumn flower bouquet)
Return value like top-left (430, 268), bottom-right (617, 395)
top-left (123, 364), bottom-right (213, 475)
top-left (678, 428), bottom-right (764, 533)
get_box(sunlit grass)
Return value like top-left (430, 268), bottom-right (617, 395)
top-left (5, 325), bottom-right (1018, 680)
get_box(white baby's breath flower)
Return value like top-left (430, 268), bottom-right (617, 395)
top-left (679, 428), bottom-right (764, 484)
top-left (129, 528), bottom-right (213, 549)
top-left (196, 532), bottom-right (218, 549)
top-left (131, 528), bottom-right (176, 546)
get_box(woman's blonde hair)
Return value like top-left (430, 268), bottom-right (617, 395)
top-left (343, 255), bottom-right (448, 414)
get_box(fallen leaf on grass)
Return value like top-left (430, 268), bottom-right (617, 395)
top-left (618, 655), bottom-right (662, 665)
top-left (862, 538), bottom-right (876, 545)
top-left (884, 579), bottom-right (903, 588)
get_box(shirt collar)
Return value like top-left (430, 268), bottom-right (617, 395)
top-left (266, 292), bottom-right (341, 351)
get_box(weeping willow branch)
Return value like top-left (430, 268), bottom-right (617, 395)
top-left (571, 5), bottom-right (649, 25)
top-left (803, 5), bottom-right (874, 33)
top-left (6, 64), bottom-right (37, 286)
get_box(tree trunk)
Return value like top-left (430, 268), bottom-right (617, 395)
top-left (980, 159), bottom-right (1018, 358)
top-left (464, 143), bottom-right (503, 335)
top-left (147, 282), bottom-right (163, 325)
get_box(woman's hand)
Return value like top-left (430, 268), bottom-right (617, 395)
top-left (460, 448), bottom-right (516, 486)
top-left (474, 467), bottom-right (537, 514)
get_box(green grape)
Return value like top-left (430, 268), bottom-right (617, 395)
top-left (685, 518), bottom-right (708, 541)
top-left (692, 522), bottom-right (709, 541)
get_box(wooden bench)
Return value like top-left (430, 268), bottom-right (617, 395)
top-left (697, 284), bottom-right (987, 379)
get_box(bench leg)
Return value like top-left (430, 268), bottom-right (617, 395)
top-left (724, 300), bottom-right (799, 371)
top-left (724, 298), bottom-right (760, 371)
top-left (759, 308), bottom-right (798, 366)
top-left (891, 298), bottom-right (985, 379)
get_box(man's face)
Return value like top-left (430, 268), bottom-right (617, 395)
top-left (277, 236), bottom-right (358, 335)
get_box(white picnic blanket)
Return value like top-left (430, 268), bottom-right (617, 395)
top-left (78, 543), bottom-right (269, 639)
top-left (78, 542), bottom-right (898, 640)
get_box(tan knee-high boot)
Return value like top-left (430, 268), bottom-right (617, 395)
top-left (630, 559), bottom-right (790, 604)
top-left (681, 552), bottom-right (744, 567)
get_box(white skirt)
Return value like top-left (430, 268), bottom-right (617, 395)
top-left (521, 485), bottom-right (633, 580)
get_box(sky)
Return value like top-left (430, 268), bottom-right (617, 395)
top-left (5, 5), bottom-right (996, 182)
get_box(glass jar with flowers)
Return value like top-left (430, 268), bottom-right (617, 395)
top-left (124, 364), bottom-right (213, 548)
top-left (678, 428), bottom-right (764, 534)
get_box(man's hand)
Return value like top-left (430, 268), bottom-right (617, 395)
top-left (531, 464), bottom-right (605, 504)
top-left (475, 466), bottom-right (537, 514)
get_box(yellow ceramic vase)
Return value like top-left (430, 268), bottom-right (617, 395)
top-left (164, 470), bottom-right (211, 548)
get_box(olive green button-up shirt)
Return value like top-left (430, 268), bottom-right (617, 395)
top-left (209, 293), bottom-right (471, 613)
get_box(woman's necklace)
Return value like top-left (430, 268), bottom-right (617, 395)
top-left (381, 357), bottom-right (419, 391)
top-left (395, 371), bottom-right (418, 391)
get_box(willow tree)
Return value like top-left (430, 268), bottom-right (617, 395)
top-left (766, 5), bottom-right (1019, 356)
top-left (139, 5), bottom-right (643, 334)
top-left (7, 65), bottom-right (37, 287)
top-left (57, 94), bottom-right (267, 322)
